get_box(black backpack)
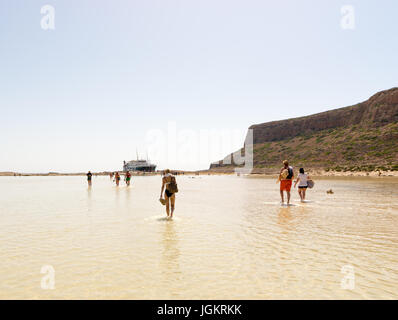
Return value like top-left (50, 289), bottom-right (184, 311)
top-left (286, 167), bottom-right (293, 179)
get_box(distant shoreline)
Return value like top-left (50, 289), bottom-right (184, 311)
top-left (0, 170), bottom-right (205, 177)
top-left (1, 169), bottom-right (398, 178)
top-left (0, 171), bottom-right (160, 177)
top-left (210, 168), bottom-right (398, 177)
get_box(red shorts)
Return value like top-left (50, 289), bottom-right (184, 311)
top-left (280, 179), bottom-right (292, 192)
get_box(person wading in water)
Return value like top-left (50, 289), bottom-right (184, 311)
top-left (125, 171), bottom-right (131, 186)
top-left (279, 160), bottom-right (294, 205)
top-left (294, 167), bottom-right (310, 202)
top-left (87, 171), bottom-right (92, 187)
top-left (115, 172), bottom-right (121, 186)
top-left (160, 169), bottom-right (178, 219)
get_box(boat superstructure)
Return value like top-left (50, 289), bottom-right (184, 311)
top-left (123, 159), bottom-right (156, 172)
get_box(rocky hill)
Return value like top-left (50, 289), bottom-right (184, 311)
top-left (210, 87), bottom-right (398, 173)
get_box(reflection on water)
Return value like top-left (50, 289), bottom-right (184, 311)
top-left (277, 205), bottom-right (312, 232)
top-left (87, 187), bottom-right (92, 210)
top-left (277, 207), bottom-right (294, 230)
top-left (0, 175), bottom-right (397, 299)
top-left (160, 221), bottom-right (181, 279)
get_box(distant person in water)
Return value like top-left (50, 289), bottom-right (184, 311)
top-left (279, 160), bottom-right (294, 205)
top-left (160, 169), bottom-right (178, 218)
top-left (294, 168), bottom-right (310, 202)
top-left (125, 171), bottom-right (131, 186)
top-left (110, 172), bottom-right (113, 180)
top-left (115, 172), bottom-right (121, 186)
top-left (87, 171), bottom-right (92, 187)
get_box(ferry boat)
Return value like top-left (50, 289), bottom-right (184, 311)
top-left (123, 159), bottom-right (156, 172)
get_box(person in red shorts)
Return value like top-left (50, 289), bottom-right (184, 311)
top-left (279, 160), bottom-right (294, 205)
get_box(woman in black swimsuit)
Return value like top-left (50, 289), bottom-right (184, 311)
top-left (160, 169), bottom-right (176, 218)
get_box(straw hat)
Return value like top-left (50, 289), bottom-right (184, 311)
top-left (159, 198), bottom-right (166, 205)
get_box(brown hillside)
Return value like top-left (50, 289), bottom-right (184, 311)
top-left (211, 88), bottom-right (398, 173)
top-left (250, 88), bottom-right (398, 144)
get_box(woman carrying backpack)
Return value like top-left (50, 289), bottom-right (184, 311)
top-left (279, 160), bottom-right (294, 205)
top-left (160, 169), bottom-right (178, 218)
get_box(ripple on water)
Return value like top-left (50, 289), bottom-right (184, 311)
top-left (0, 176), bottom-right (397, 299)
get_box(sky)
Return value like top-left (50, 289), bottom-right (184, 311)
top-left (0, 0), bottom-right (397, 172)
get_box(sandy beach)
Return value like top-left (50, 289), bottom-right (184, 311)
top-left (2, 169), bottom-right (398, 178)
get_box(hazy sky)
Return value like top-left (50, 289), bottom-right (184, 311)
top-left (1, 0), bottom-right (397, 172)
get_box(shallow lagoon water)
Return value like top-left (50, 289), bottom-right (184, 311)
top-left (0, 175), bottom-right (397, 299)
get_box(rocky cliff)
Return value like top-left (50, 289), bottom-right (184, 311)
top-left (250, 88), bottom-right (398, 143)
top-left (211, 87), bottom-right (398, 173)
